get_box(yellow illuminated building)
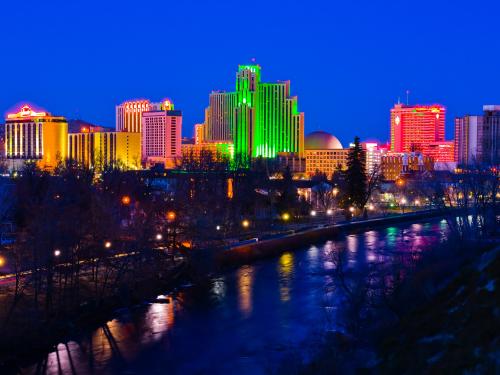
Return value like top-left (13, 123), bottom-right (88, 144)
top-left (5, 104), bottom-right (68, 171)
top-left (68, 130), bottom-right (141, 170)
top-left (305, 131), bottom-right (348, 177)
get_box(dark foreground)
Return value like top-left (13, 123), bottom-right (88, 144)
top-left (16, 218), bottom-right (499, 374)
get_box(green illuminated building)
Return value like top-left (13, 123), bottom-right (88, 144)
top-left (204, 65), bottom-right (304, 159)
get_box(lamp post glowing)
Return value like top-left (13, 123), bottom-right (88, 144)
top-left (414, 199), bottom-right (420, 206)
top-left (54, 249), bottom-right (61, 257)
top-left (282, 213), bottom-right (290, 221)
top-left (104, 241), bottom-right (112, 249)
top-left (0, 256), bottom-right (5, 267)
top-left (242, 219), bottom-right (250, 228)
top-left (326, 209), bottom-right (333, 216)
top-left (155, 233), bottom-right (163, 241)
top-left (349, 206), bottom-right (355, 213)
top-left (310, 210), bottom-right (317, 217)
top-left (216, 225), bottom-right (221, 231)
top-left (167, 211), bottom-right (176, 221)
top-left (368, 203), bottom-right (375, 211)
top-left (121, 195), bottom-right (131, 206)
top-left (400, 198), bottom-right (407, 213)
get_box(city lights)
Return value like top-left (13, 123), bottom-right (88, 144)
top-left (349, 206), bottom-right (355, 213)
top-left (415, 199), bottom-right (421, 206)
top-left (54, 249), bottom-right (61, 257)
top-left (242, 219), bottom-right (250, 228)
top-left (0, 256), bottom-right (5, 267)
top-left (400, 198), bottom-right (407, 205)
top-left (216, 225), bottom-right (221, 231)
top-left (121, 195), bottom-right (131, 205)
top-left (326, 209), bottom-right (333, 215)
top-left (155, 234), bottom-right (163, 241)
top-left (104, 241), bottom-right (112, 249)
top-left (282, 213), bottom-right (290, 221)
top-left (167, 211), bottom-right (176, 221)
top-left (368, 203), bottom-right (375, 211)
top-left (310, 210), bottom-right (317, 216)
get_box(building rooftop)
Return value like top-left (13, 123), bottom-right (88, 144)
top-left (305, 131), bottom-right (343, 150)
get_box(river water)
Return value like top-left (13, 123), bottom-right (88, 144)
top-left (25, 219), bottom-right (450, 374)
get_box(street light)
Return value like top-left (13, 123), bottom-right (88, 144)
top-left (332, 188), bottom-right (339, 196)
top-left (414, 199), bottom-right (420, 206)
top-left (0, 256), bottom-right (5, 267)
top-left (104, 241), bottom-right (112, 249)
top-left (400, 198), bottom-right (407, 205)
top-left (282, 212), bottom-right (290, 221)
top-left (242, 219), bottom-right (250, 228)
top-left (167, 211), bottom-right (176, 221)
top-left (54, 249), bottom-right (61, 257)
top-left (326, 209), bottom-right (333, 215)
top-left (216, 225), bottom-right (221, 231)
top-left (368, 203), bottom-right (375, 211)
top-left (310, 210), bottom-right (317, 217)
top-left (121, 195), bottom-right (131, 206)
top-left (349, 206), bottom-right (355, 213)
top-left (155, 233), bottom-right (163, 241)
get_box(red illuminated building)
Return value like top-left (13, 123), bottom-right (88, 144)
top-left (390, 104), bottom-right (445, 153)
top-left (423, 141), bottom-right (455, 163)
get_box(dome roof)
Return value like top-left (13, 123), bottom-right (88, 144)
top-left (305, 131), bottom-right (343, 150)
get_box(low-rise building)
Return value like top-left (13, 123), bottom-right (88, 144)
top-left (380, 153), bottom-right (434, 181)
top-left (68, 130), bottom-right (141, 170)
top-left (304, 131), bottom-right (348, 177)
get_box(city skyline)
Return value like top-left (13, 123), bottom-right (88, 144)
top-left (1, 0), bottom-right (499, 146)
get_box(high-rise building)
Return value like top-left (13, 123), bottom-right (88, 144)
top-left (455, 106), bottom-right (500, 166)
top-left (115, 99), bottom-right (169, 133)
top-left (4, 104), bottom-right (68, 171)
top-left (204, 65), bottom-right (304, 159)
top-left (68, 130), bottom-right (141, 170)
top-left (0, 123), bottom-right (5, 163)
top-left (141, 108), bottom-right (182, 168)
top-left (390, 104), bottom-right (445, 153)
top-left (204, 92), bottom-right (237, 142)
top-left (254, 81), bottom-right (304, 158)
top-left (116, 99), bottom-right (152, 133)
top-left (482, 106), bottom-right (500, 165)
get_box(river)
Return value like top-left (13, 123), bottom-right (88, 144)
top-left (25, 219), bottom-right (450, 374)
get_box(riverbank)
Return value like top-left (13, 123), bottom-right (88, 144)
top-left (0, 257), bottom-right (193, 373)
top-left (294, 239), bottom-right (500, 374)
top-left (216, 209), bottom-right (450, 267)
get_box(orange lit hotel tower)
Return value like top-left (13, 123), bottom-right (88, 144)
top-left (4, 104), bottom-right (68, 170)
top-left (390, 104), bottom-right (445, 153)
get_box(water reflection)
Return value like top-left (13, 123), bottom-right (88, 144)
top-left (144, 301), bottom-right (175, 342)
top-left (24, 219), bottom-right (450, 375)
top-left (278, 252), bottom-right (294, 302)
top-left (237, 265), bottom-right (254, 317)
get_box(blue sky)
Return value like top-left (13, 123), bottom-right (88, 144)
top-left (1, 0), bottom-right (499, 146)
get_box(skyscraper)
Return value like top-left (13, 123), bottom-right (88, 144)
top-left (455, 105), bottom-right (500, 166)
top-left (390, 104), bottom-right (445, 153)
top-left (204, 65), bottom-right (304, 159)
top-left (116, 99), bottom-right (153, 133)
top-left (4, 104), bottom-right (68, 171)
top-left (141, 107), bottom-right (182, 168)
